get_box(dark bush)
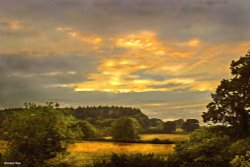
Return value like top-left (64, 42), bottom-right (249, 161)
top-left (92, 153), bottom-right (167, 167)
top-left (167, 128), bottom-right (231, 167)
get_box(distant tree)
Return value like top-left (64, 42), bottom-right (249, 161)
top-left (1, 103), bottom-right (80, 167)
top-left (111, 117), bottom-right (139, 141)
top-left (72, 106), bottom-right (151, 130)
top-left (174, 119), bottom-right (184, 129)
top-left (183, 119), bottom-right (200, 132)
top-left (73, 120), bottom-right (97, 139)
top-left (150, 118), bottom-right (164, 128)
top-left (163, 121), bottom-right (176, 133)
top-left (129, 117), bottom-right (143, 133)
top-left (202, 51), bottom-right (250, 136)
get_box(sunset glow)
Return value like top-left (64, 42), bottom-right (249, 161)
top-left (0, 0), bottom-right (249, 120)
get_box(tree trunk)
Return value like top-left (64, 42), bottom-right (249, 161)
top-left (239, 109), bottom-right (249, 137)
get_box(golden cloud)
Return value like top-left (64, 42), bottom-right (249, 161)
top-left (56, 27), bottom-right (102, 45)
top-left (2, 20), bottom-right (23, 30)
top-left (191, 80), bottom-right (219, 91)
top-left (176, 39), bottom-right (201, 47)
top-left (170, 103), bottom-right (207, 109)
top-left (9, 20), bottom-right (22, 30)
top-left (67, 31), bottom-right (204, 92)
top-left (53, 29), bottom-right (250, 93)
top-left (113, 31), bottom-right (192, 57)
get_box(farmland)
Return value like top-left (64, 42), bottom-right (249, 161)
top-left (46, 141), bottom-right (175, 166)
top-left (70, 141), bottom-right (175, 154)
top-left (104, 133), bottom-right (189, 142)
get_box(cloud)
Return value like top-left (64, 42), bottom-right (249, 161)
top-left (0, 0), bottom-right (249, 121)
top-left (177, 39), bottom-right (202, 47)
top-left (56, 27), bottom-right (102, 45)
top-left (0, 20), bottom-right (23, 30)
top-left (65, 29), bottom-right (249, 93)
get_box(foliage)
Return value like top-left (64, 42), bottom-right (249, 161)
top-left (207, 125), bottom-right (239, 139)
top-left (173, 119), bottom-right (184, 129)
top-left (45, 152), bottom-right (101, 167)
top-left (0, 103), bottom-right (81, 167)
top-left (167, 128), bottom-right (231, 167)
top-left (228, 137), bottom-right (250, 158)
top-left (182, 119), bottom-right (200, 132)
top-left (73, 120), bottom-right (97, 139)
top-left (72, 106), bottom-right (151, 128)
top-left (1, 105), bottom-right (197, 136)
top-left (163, 121), bottom-right (176, 133)
top-left (150, 118), bottom-right (164, 128)
top-left (111, 117), bottom-right (139, 141)
top-left (140, 134), bottom-right (189, 142)
top-left (150, 138), bottom-right (173, 144)
top-left (230, 151), bottom-right (250, 167)
top-left (92, 153), bottom-right (167, 167)
top-left (203, 51), bottom-right (250, 136)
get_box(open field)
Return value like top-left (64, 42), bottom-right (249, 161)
top-left (69, 141), bottom-right (174, 155)
top-left (140, 134), bottom-right (189, 142)
top-left (104, 133), bottom-right (189, 142)
top-left (46, 141), bottom-right (174, 166)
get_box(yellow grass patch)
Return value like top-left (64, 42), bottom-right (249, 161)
top-left (69, 141), bottom-right (174, 155)
top-left (0, 141), bottom-right (8, 154)
top-left (47, 141), bottom-right (174, 166)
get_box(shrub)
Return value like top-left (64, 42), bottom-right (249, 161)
top-left (92, 153), bottom-right (167, 167)
top-left (1, 103), bottom-right (80, 167)
top-left (73, 120), bottom-right (97, 139)
top-left (167, 128), bottom-right (231, 167)
top-left (230, 151), bottom-right (250, 167)
top-left (228, 137), bottom-right (250, 157)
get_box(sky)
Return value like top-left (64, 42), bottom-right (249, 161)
top-left (0, 0), bottom-right (249, 121)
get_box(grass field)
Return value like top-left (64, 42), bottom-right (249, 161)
top-left (69, 141), bottom-right (174, 155)
top-left (104, 133), bottom-right (189, 142)
top-left (46, 141), bottom-right (174, 166)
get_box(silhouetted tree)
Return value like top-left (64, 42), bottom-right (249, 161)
top-left (111, 117), bottom-right (139, 141)
top-left (174, 119), bottom-right (185, 129)
top-left (183, 119), bottom-right (200, 132)
top-left (163, 121), bottom-right (176, 133)
top-left (202, 51), bottom-right (250, 137)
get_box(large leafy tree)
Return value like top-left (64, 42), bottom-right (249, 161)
top-left (202, 51), bottom-right (250, 136)
top-left (1, 103), bottom-right (81, 167)
top-left (73, 120), bottom-right (97, 139)
top-left (111, 117), bottom-right (139, 141)
top-left (183, 119), bottom-right (200, 132)
top-left (163, 121), bottom-right (176, 133)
